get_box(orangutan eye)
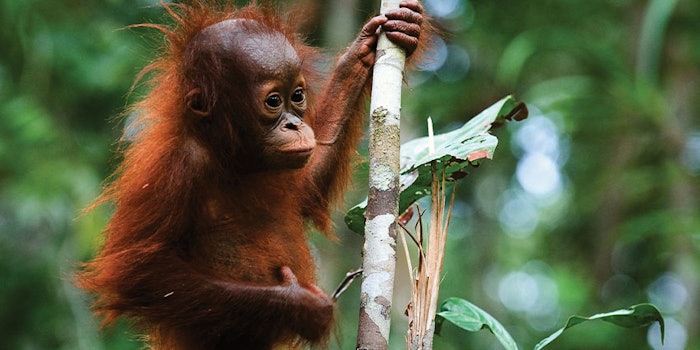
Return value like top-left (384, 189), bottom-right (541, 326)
top-left (291, 89), bottom-right (305, 104)
top-left (265, 94), bottom-right (282, 108)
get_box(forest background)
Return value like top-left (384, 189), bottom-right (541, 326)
top-left (0, 0), bottom-right (698, 349)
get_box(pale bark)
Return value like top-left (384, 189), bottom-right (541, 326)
top-left (356, 1), bottom-right (407, 349)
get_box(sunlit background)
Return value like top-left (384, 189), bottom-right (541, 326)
top-left (1, 0), bottom-right (697, 349)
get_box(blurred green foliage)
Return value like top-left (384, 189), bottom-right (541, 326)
top-left (0, 0), bottom-right (697, 349)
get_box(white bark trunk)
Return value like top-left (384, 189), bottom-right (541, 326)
top-left (356, 1), bottom-right (407, 349)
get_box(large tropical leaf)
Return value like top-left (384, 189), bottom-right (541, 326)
top-left (345, 96), bottom-right (527, 234)
top-left (534, 303), bottom-right (665, 350)
top-left (436, 297), bottom-right (519, 350)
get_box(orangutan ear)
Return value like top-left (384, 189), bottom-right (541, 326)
top-left (185, 88), bottom-right (211, 117)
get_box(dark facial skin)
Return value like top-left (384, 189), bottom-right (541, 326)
top-left (189, 19), bottom-right (316, 170)
top-left (243, 32), bottom-right (316, 170)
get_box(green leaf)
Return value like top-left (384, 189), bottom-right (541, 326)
top-left (344, 96), bottom-right (528, 234)
top-left (436, 297), bottom-right (519, 350)
top-left (534, 303), bottom-right (665, 350)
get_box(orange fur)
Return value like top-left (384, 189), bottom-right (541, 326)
top-left (77, 1), bottom-right (426, 349)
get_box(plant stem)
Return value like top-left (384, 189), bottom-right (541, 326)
top-left (356, 1), bottom-right (407, 349)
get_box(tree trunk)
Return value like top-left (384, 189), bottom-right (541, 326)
top-left (356, 1), bottom-right (407, 349)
